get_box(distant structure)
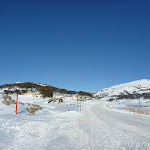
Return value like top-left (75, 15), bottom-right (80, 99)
top-left (27, 88), bottom-right (37, 92)
top-left (52, 93), bottom-right (92, 101)
top-left (25, 91), bottom-right (41, 96)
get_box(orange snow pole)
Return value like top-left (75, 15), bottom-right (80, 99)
top-left (16, 94), bottom-right (18, 114)
top-left (139, 99), bottom-right (140, 115)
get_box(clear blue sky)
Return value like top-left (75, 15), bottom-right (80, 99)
top-left (0, 0), bottom-right (150, 92)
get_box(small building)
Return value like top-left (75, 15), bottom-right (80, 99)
top-left (53, 93), bottom-right (65, 99)
top-left (64, 94), bottom-right (77, 100)
top-left (25, 91), bottom-right (41, 96)
top-left (53, 92), bottom-right (84, 101)
top-left (34, 91), bottom-right (41, 95)
top-left (27, 88), bottom-right (37, 92)
top-left (81, 95), bottom-right (92, 100)
top-left (53, 93), bottom-right (78, 100)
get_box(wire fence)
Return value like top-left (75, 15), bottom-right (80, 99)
top-left (123, 107), bottom-right (150, 115)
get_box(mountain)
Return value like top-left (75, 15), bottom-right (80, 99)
top-left (0, 81), bottom-right (92, 97)
top-left (93, 79), bottom-right (150, 100)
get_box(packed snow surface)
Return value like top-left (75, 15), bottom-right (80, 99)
top-left (94, 79), bottom-right (150, 100)
top-left (0, 94), bottom-right (150, 150)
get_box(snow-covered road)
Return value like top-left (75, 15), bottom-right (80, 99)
top-left (1, 101), bottom-right (150, 150)
top-left (76, 102), bottom-right (150, 149)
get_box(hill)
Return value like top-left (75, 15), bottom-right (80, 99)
top-left (93, 79), bottom-right (150, 100)
top-left (0, 81), bottom-right (92, 97)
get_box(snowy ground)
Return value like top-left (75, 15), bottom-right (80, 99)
top-left (106, 99), bottom-right (150, 113)
top-left (0, 95), bottom-right (150, 150)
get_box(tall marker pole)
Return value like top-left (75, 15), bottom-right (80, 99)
top-left (16, 94), bottom-right (18, 114)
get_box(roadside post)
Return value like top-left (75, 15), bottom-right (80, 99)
top-left (16, 94), bottom-right (18, 114)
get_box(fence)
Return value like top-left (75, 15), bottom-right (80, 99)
top-left (123, 107), bottom-right (150, 115)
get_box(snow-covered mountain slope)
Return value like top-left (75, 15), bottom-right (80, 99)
top-left (93, 79), bottom-right (150, 100)
top-left (15, 81), bottom-right (48, 87)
